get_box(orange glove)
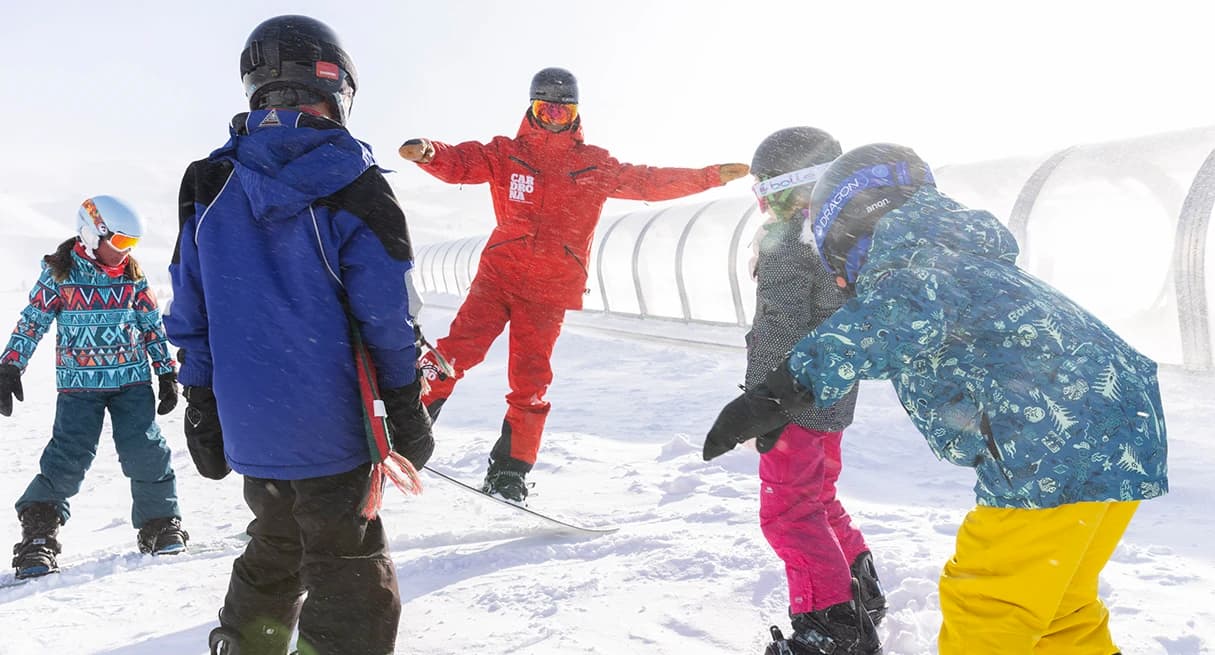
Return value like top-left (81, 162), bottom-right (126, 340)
top-left (399, 138), bottom-right (436, 163)
top-left (718, 163), bottom-right (750, 184)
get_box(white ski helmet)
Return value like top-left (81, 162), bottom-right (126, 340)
top-left (76, 195), bottom-right (146, 253)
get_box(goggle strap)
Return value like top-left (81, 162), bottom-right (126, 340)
top-left (752, 162), bottom-right (833, 203)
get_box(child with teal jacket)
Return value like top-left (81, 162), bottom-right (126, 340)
top-left (0, 195), bottom-right (187, 579)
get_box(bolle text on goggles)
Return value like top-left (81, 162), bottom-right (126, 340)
top-left (106, 232), bottom-right (140, 252)
top-left (752, 161), bottom-right (833, 214)
top-left (531, 99), bottom-right (579, 127)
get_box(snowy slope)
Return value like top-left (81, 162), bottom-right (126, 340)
top-left (0, 276), bottom-right (1212, 653)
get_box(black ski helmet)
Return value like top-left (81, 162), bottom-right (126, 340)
top-left (530, 67), bottom-right (579, 104)
top-left (750, 127), bottom-right (842, 181)
top-left (240, 15), bottom-right (358, 124)
top-left (807, 143), bottom-right (934, 290)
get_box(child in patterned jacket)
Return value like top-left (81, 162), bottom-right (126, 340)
top-left (707, 144), bottom-right (1167, 655)
top-left (0, 195), bottom-right (188, 579)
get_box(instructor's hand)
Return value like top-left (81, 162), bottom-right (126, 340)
top-left (718, 163), bottom-right (750, 184)
top-left (398, 138), bottom-right (436, 163)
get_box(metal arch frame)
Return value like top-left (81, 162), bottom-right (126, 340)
top-left (1175, 148), bottom-right (1215, 371)
top-left (594, 212), bottom-right (636, 313)
top-left (727, 202), bottom-right (760, 326)
top-left (412, 245), bottom-right (431, 292)
top-left (452, 237), bottom-right (481, 294)
top-left (427, 243), bottom-right (446, 293)
top-left (674, 199), bottom-right (722, 321)
top-left (438, 239), bottom-right (461, 295)
top-left (630, 207), bottom-right (676, 318)
top-left (468, 237), bottom-right (488, 288)
top-left (1009, 146), bottom-right (1077, 261)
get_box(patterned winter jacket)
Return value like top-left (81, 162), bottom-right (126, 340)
top-left (417, 112), bottom-right (724, 309)
top-left (746, 217), bottom-right (857, 431)
top-left (2, 248), bottom-right (175, 391)
top-left (787, 186), bottom-right (1168, 509)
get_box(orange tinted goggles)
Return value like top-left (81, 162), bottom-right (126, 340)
top-left (531, 99), bottom-right (578, 127)
top-left (107, 232), bottom-right (140, 251)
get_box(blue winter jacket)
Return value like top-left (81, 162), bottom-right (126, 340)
top-left (165, 110), bottom-right (418, 480)
top-left (787, 186), bottom-right (1168, 509)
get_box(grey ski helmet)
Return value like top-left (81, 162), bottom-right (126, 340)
top-left (807, 143), bottom-right (934, 290)
top-left (530, 67), bottom-right (578, 104)
top-left (240, 15), bottom-right (358, 124)
top-left (751, 127), bottom-right (842, 217)
top-left (751, 127), bottom-right (842, 181)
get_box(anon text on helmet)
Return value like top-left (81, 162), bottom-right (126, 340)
top-left (807, 143), bottom-right (934, 291)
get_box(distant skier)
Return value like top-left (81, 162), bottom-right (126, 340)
top-left (702, 127), bottom-right (883, 654)
top-left (0, 196), bottom-right (186, 579)
top-left (399, 66), bottom-right (750, 503)
top-left (706, 143), bottom-right (1169, 654)
top-left (165, 15), bottom-right (432, 655)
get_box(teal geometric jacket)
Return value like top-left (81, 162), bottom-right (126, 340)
top-left (2, 250), bottom-right (175, 391)
top-left (788, 186), bottom-right (1168, 509)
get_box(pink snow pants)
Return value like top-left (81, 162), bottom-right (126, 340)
top-left (759, 424), bottom-right (869, 614)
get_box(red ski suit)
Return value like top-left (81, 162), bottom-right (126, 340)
top-left (417, 112), bottom-right (723, 468)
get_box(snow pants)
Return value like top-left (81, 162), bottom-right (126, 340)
top-left (938, 500), bottom-right (1138, 655)
top-left (15, 385), bottom-right (179, 528)
top-left (420, 279), bottom-right (566, 471)
top-left (222, 464), bottom-right (401, 655)
top-left (759, 425), bottom-right (869, 613)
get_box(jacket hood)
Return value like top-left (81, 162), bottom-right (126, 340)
top-left (515, 108), bottom-right (585, 146)
top-left (856, 186), bottom-right (1019, 291)
top-left (211, 109), bottom-right (377, 221)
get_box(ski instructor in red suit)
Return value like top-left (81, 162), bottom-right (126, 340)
top-left (399, 67), bottom-right (749, 503)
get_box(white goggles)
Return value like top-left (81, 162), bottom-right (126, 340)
top-left (752, 162), bottom-right (833, 209)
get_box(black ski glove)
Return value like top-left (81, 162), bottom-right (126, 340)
top-left (383, 377), bottom-right (435, 469)
top-left (183, 386), bottom-right (230, 480)
top-left (703, 359), bottom-right (814, 461)
top-left (0, 364), bottom-right (22, 417)
top-left (157, 372), bottom-right (179, 415)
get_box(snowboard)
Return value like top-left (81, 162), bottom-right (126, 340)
top-left (422, 465), bottom-right (618, 535)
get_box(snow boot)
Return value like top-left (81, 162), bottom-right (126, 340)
top-left (209, 609), bottom-right (296, 655)
top-left (850, 551), bottom-right (887, 626)
top-left (209, 626), bottom-right (244, 655)
top-left (481, 459), bottom-right (530, 504)
top-left (138, 516), bottom-right (189, 555)
top-left (11, 502), bottom-right (62, 579)
top-left (765, 581), bottom-right (881, 655)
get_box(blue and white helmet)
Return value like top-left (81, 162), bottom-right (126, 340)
top-left (76, 195), bottom-right (145, 254)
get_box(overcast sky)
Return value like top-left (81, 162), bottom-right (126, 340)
top-left (3, 0), bottom-right (1214, 212)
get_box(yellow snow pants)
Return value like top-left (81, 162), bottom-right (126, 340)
top-left (938, 500), bottom-right (1138, 655)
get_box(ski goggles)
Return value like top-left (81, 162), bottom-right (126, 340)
top-left (531, 99), bottom-right (578, 127)
top-left (105, 232), bottom-right (140, 252)
top-left (752, 162), bottom-right (832, 214)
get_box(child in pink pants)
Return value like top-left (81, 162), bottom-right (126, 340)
top-left (703, 127), bottom-right (884, 654)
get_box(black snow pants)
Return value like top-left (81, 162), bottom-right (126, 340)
top-left (221, 463), bottom-right (401, 655)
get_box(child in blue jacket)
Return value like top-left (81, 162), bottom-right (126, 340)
top-left (0, 195), bottom-right (186, 579)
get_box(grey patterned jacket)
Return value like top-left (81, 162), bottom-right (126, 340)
top-left (745, 217), bottom-right (858, 432)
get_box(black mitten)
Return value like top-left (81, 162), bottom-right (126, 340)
top-left (382, 377), bottom-right (435, 469)
top-left (157, 372), bottom-right (179, 415)
top-left (0, 364), bottom-right (22, 417)
top-left (183, 386), bottom-right (230, 480)
top-left (703, 391), bottom-right (789, 461)
top-left (703, 358), bottom-right (815, 461)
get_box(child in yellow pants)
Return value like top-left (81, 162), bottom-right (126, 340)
top-left (940, 501), bottom-right (1137, 654)
top-left (704, 143), bottom-right (1167, 654)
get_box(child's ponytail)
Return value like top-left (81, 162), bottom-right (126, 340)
top-left (44, 238), bottom-right (77, 282)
